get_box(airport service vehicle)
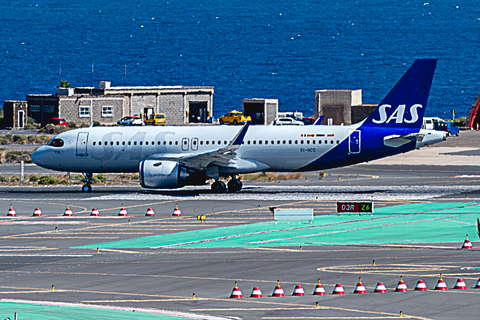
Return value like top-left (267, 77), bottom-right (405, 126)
top-left (117, 116), bottom-right (142, 126)
top-left (424, 117), bottom-right (460, 136)
top-left (32, 59), bottom-right (445, 193)
top-left (302, 117), bottom-right (315, 125)
top-left (274, 117), bottom-right (305, 126)
top-left (219, 111), bottom-right (251, 125)
top-left (41, 118), bottom-right (68, 127)
top-left (145, 113), bottom-right (166, 126)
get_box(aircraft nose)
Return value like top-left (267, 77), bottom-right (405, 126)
top-left (31, 146), bottom-right (48, 166)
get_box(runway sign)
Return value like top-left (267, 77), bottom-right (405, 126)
top-left (337, 202), bottom-right (374, 215)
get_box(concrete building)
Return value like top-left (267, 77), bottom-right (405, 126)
top-left (242, 99), bottom-right (278, 125)
top-left (3, 101), bottom-right (28, 129)
top-left (314, 89), bottom-right (376, 125)
top-left (27, 81), bottom-right (214, 126)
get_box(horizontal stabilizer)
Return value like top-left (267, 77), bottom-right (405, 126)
top-left (383, 133), bottom-right (424, 148)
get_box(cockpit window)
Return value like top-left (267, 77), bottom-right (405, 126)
top-left (48, 138), bottom-right (64, 148)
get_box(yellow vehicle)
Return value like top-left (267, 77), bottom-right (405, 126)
top-left (218, 110), bottom-right (251, 125)
top-left (145, 113), bottom-right (166, 125)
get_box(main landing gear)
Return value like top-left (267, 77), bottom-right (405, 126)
top-left (211, 177), bottom-right (243, 193)
top-left (82, 172), bottom-right (92, 192)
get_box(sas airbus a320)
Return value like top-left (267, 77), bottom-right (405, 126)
top-left (32, 59), bottom-right (445, 193)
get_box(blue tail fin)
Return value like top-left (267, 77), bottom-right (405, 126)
top-left (362, 59), bottom-right (437, 129)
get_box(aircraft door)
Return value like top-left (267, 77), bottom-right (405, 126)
top-left (76, 132), bottom-right (89, 157)
top-left (191, 137), bottom-right (198, 151)
top-left (349, 130), bottom-right (361, 154)
top-left (182, 137), bottom-right (189, 151)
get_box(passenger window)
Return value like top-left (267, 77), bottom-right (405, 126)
top-left (134, 141), bottom-right (137, 145)
top-left (307, 140), bottom-right (310, 144)
top-left (116, 141), bottom-right (119, 145)
top-left (163, 141), bottom-right (167, 145)
top-left (271, 140), bottom-right (274, 144)
top-left (289, 140), bottom-right (292, 144)
top-left (140, 141), bottom-right (143, 145)
top-left (336, 140), bottom-right (339, 144)
top-left (264, 141), bottom-right (267, 145)
top-left (247, 141), bottom-right (250, 145)
top-left (122, 141), bottom-right (125, 145)
top-left (93, 142), bottom-right (96, 146)
top-left (175, 141), bottom-right (178, 145)
top-left (253, 141), bottom-right (256, 145)
top-left (283, 140), bottom-right (286, 144)
top-left (152, 141), bottom-right (154, 145)
top-left (325, 140), bottom-right (327, 144)
top-left (277, 140), bottom-right (280, 144)
top-left (169, 141), bottom-right (172, 145)
top-left (218, 140), bottom-right (221, 144)
top-left (200, 141), bottom-right (203, 145)
top-left (206, 141), bottom-right (209, 145)
top-left (128, 141), bottom-right (131, 145)
top-left (224, 141), bottom-right (227, 144)
top-left (312, 140), bottom-right (315, 144)
top-left (104, 141), bottom-right (107, 145)
top-left (212, 141), bottom-right (215, 145)
top-left (110, 141), bottom-right (113, 145)
top-left (295, 140), bottom-right (298, 144)
top-left (301, 140), bottom-right (304, 144)
top-left (330, 140), bottom-right (334, 144)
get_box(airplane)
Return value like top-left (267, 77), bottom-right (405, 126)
top-left (32, 58), bottom-right (445, 193)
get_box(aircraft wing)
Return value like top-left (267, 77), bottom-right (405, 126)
top-left (146, 123), bottom-right (250, 171)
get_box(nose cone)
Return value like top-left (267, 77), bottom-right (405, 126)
top-left (31, 146), bottom-right (50, 168)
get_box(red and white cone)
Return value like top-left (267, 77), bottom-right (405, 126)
top-left (250, 287), bottom-right (263, 298)
top-left (434, 274), bottom-right (448, 291)
top-left (474, 278), bottom-right (480, 289)
top-left (172, 204), bottom-right (182, 216)
top-left (292, 284), bottom-right (305, 296)
top-left (145, 208), bottom-right (155, 217)
top-left (313, 278), bottom-right (326, 296)
top-left (453, 278), bottom-right (467, 290)
top-left (272, 280), bottom-right (285, 297)
top-left (414, 280), bottom-right (427, 291)
top-left (90, 208), bottom-right (100, 216)
top-left (6, 204), bottom-right (16, 217)
top-left (353, 277), bottom-right (367, 294)
top-left (373, 282), bottom-right (387, 293)
top-left (332, 283), bottom-right (345, 295)
top-left (33, 208), bottom-right (43, 217)
top-left (63, 204), bottom-right (73, 216)
top-left (462, 234), bottom-right (473, 249)
top-left (118, 204), bottom-right (128, 216)
top-left (229, 281), bottom-right (243, 298)
top-left (394, 276), bottom-right (408, 292)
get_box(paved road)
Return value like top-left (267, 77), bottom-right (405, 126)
top-left (0, 130), bottom-right (480, 319)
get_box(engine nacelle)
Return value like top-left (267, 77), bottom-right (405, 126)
top-left (139, 160), bottom-right (189, 189)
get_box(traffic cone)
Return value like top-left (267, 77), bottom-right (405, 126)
top-left (313, 278), bottom-right (326, 296)
top-left (453, 278), bottom-right (467, 290)
top-left (250, 287), bottom-right (263, 298)
top-left (118, 204), bottom-right (128, 216)
top-left (462, 234), bottom-right (473, 249)
top-left (229, 281), bottom-right (243, 298)
top-left (292, 284), bottom-right (306, 296)
top-left (32, 208), bottom-right (43, 217)
top-left (474, 278), bottom-right (480, 289)
top-left (172, 204), bottom-right (182, 216)
top-left (145, 208), bottom-right (155, 217)
top-left (272, 280), bottom-right (285, 297)
top-left (6, 204), bottom-right (16, 217)
top-left (373, 282), bottom-right (387, 293)
top-left (63, 204), bottom-right (73, 216)
top-left (434, 274), bottom-right (448, 291)
top-left (414, 280), bottom-right (427, 291)
top-left (332, 283), bottom-right (345, 295)
top-left (394, 276), bottom-right (408, 292)
top-left (90, 208), bottom-right (100, 216)
top-left (353, 277), bottom-right (367, 294)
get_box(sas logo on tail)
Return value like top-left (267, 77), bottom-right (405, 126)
top-left (372, 104), bottom-right (423, 124)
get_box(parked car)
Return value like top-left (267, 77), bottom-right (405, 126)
top-left (117, 116), bottom-right (142, 126)
top-left (301, 117), bottom-right (315, 125)
top-left (144, 113), bottom-right (166, 126)
top-left (41, 117), bottom-right (68, 127)
top-left (219, 110), bottom-right (251, 125)
top-left (274, 117), bottom-right (304, 126)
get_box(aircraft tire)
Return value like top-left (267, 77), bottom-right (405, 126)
top-left (82, 184), bottom-right (92, 192)
top-left (227, 179), bottom-right (242, 192)
top-left (211, 181), bottom-right (227, 193)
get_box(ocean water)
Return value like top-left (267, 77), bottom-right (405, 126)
top-left (1, 0), bottom-right (479, 119)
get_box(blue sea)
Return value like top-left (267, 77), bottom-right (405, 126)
top-left (1, 0), bottom-right (479, 119)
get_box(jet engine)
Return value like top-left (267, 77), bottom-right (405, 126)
top-left (139, 160), bottom-right (206, 189)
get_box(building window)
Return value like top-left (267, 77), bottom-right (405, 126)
top-left (44, 105), bottom-right (54, 113)
top-left (30, 105), bottom-right (40, 112)
top-left (102, 106), bottom-right (114, 117)
top-left (79, 106), bottom-right (91, 117)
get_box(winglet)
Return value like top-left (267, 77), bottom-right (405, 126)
top-left (314, 115), bottom-right (324, 126)
top-left (231, 122), bottom-right (250, 145)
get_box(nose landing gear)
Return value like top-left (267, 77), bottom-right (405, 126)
top-left (82, 172), bottom-right (93, 192)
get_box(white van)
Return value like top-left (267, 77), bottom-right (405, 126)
top-left (423, 117), bottom-right (434, 130)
